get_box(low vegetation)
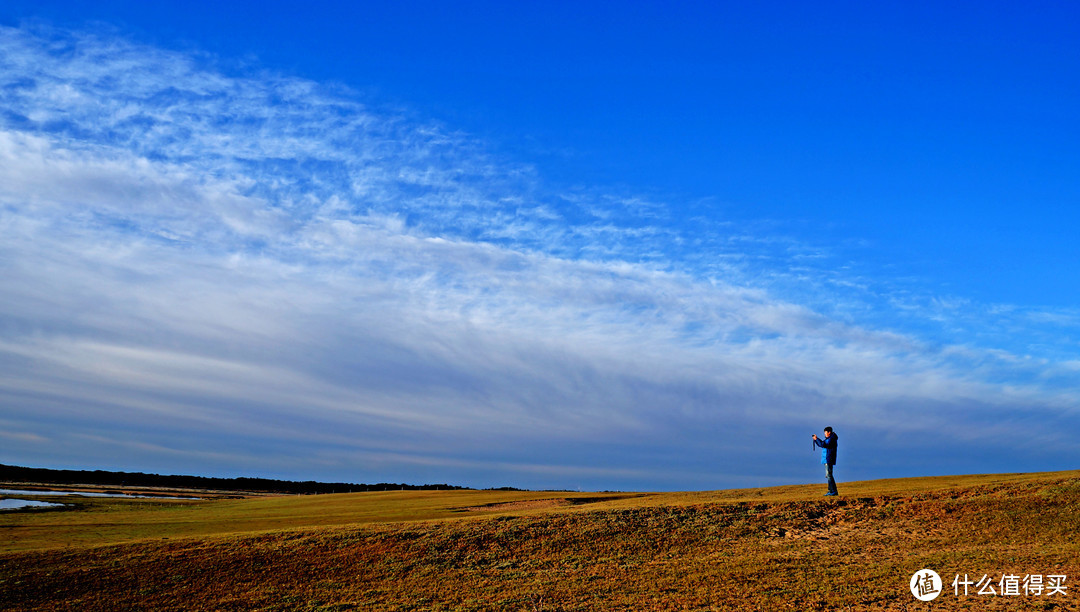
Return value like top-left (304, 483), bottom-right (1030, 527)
top-left (2, 471), bottom-right (1078, 610)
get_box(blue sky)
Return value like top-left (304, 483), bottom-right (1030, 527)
top-left (0, 2), bottom-right (1078, 491)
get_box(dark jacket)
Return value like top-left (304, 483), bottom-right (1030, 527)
top-left (814, 433), bottom-right (838, 466)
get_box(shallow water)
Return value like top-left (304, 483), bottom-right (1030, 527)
top-left (0, 488), bottom-right (198, 500)
top-left (0, 498), bottom-right (65, 510)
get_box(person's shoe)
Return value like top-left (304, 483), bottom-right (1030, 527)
top-left (824, 492), bottom-right (838, 496)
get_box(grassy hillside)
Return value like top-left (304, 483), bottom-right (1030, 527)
top-left (2, 471), bottom-right (1079, 610)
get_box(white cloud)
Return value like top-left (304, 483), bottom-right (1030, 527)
top-left (0, 24), bottom-right (1077, 489)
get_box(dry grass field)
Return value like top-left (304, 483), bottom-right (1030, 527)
top-left (2, 471), bottom-right (1079, 610)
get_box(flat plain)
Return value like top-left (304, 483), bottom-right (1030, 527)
top-left (1, 471), bottom-right (1079, 610)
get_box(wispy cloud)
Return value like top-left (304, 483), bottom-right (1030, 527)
top-left (1, 24), bottom-right (1077, 490)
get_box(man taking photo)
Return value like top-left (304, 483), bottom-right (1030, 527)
top-left (812, 426), bottom-right (839, 496)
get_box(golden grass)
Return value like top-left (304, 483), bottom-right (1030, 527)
top-left (0, 489), bottom-right (644, 553)
top-left (3, 470), bottom-right (1080, 610)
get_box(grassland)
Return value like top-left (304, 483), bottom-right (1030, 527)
top-left (2, 471), bottom-right (1079, 610)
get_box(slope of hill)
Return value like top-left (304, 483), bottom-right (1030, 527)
top-left (2, 471), bottom-right (1078, 610)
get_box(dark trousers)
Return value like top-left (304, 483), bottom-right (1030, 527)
top-left (825, 464), bottom-right (838, 494)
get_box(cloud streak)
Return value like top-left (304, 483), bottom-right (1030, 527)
top-left (1, 24), bottom-right (1077, 490)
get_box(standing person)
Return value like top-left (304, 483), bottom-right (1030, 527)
top-left (812, 427), bottom-right (839, 496)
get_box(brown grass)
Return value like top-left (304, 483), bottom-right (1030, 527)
top-left (2, 471), bottom-right (1079, 610)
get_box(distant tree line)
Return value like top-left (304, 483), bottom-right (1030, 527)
top-left (0, 464), bottom-right (466, 495)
